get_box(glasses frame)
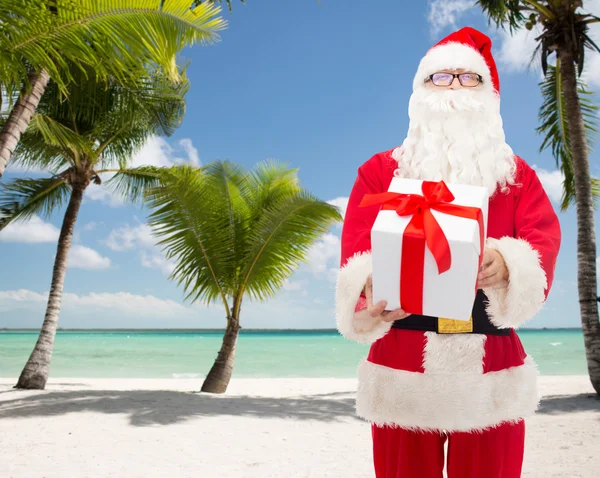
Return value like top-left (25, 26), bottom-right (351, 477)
top-left (426, 72), bottom-right (483, 87)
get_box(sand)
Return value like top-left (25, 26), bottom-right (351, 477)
top-left (0, 376), bottom-right (598, 477)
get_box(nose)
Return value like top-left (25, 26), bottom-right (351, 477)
top-left (448, 77), bottom-right (461, 90)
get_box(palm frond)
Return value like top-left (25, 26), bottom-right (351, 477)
top-left (195, 0), bottom-right (244, 13)
top-left (241, 160), bottom-right (301, 216)
top-left (536, 63), bottom-right (599, 210)
top-left (145, 161), bottom-right (343, 311)
top-left (101, 166), bottom-right (163, 204)
top-left (30, 113), bottom-right (95, 161)
top-left (21, 65), bottom-right (188, 172)
top-left (203, 161), bottom-right (251, 288)
top-left (145, 165), bottom-right (237, 308)
top-left (0, 0), bottom-right (226, 91)
top-left (476, 0), bottom-right (527, 32)
top-left (0, 176), bottom-right (70, 229)
top-left (0, 119), bottom-right (68, 173)
top-left (237, 191), bottom-right (342, 302)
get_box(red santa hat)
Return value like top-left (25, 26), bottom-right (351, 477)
top-left (412, 27), bottom-right (500, 96)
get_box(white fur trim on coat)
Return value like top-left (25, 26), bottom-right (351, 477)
top-left (355, 355), bottom-right (539, 433)
top-left (423, 332), bottom-right (486, 374)
top-left (484, 237), bottom-right (547, 329)
top-left (412, 42), bottom-right (496, 95)
top-left (335, 251), bottom-right (393, 344)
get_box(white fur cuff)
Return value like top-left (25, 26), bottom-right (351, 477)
top-left (484, 237), bottom-right (547, 329)
top-left (335, 251), bottom-right (393, 344)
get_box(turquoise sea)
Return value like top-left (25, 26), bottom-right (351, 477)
top-left (0, 329), bottom-right (587, 378)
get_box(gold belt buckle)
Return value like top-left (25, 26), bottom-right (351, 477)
top-left (437, 316), bottom-right (473, 334)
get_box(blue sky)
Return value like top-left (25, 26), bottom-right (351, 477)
top-left (1, 0), bottom-right (599, 329)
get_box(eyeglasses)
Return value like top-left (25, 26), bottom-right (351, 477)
top-left (426, 72), bottom-right (483, 87)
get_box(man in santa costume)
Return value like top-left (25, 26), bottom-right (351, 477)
top-left (335, 27), bottom-right (561, 477)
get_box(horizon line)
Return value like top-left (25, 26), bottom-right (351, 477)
top-left (1, 327), bottom-right (584, 332)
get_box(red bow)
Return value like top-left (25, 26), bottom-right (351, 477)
top-left (360, 180), bottom-right (484, 315)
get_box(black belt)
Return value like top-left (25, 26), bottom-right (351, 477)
top-left (391, 290), bottom-right (510, 336)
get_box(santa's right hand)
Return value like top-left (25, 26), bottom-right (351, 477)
top-left (363, 275), bottom-right (410, 322)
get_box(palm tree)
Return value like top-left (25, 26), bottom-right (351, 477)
top-left (477, 0), bottom-right (600, 394)
top-left (0, 68), bottom-right (188, 389)
top-left (145, 161), bottom-right (342, 393)
top-left (0, 0), bottom-right (225, 179)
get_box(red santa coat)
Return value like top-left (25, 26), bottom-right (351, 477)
top-left (335, 150), bottom-right (561, 433)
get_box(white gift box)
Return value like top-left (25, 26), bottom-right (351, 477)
top-left (371, 178), bottom-right (489, 321)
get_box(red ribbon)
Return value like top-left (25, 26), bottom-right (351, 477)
top-left (360, 180), bottom-right (484, 315)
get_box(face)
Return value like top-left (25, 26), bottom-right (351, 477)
top-left (425, 68), bottom-right (482, 90)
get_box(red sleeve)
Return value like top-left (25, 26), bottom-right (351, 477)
top-left (484, 158), bottom-right (562, 328)
top-left (335, 152), bottom-right (397, 342)
top-left (340, 153), bottom-right (390, 268)
top-left (513, 160), bottom-right (562, 298)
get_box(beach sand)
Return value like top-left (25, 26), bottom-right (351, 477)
top-left (0, 376), bottom-right (598, 477)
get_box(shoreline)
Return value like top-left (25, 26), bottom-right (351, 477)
top-left (1, 327), bottom-right (585, 332)
top-left (1, 376), bottom-right (598, 477)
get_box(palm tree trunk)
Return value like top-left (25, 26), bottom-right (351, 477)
top-left (0, 70), bottom-right (50, 179)
top-left (201, 298), bottom-right (242, 394)
top-left (15, 183), bottom-right (85, 389)
top-left (558, 48), bottom-right (600, 395)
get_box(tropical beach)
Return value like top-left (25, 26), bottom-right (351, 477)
top-left (0, 376), bottom-right (597, 477)
top-left (1, 330), bottom-right (599, 477)
top-left (2, 1), bottom-right (600, 477)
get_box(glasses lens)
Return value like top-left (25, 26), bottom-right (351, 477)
top-left (459, 73), bottom-right (479, 87)
top-left (431, 73), bottom-right (452, 86)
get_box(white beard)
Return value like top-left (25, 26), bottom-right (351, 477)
top-left (393, 87), bottom-right (516, 195)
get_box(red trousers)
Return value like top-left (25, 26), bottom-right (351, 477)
top-left (372, 420), bottom-right (525, 478)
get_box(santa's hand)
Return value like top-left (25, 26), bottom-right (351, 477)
top-left (478, 249), bottom-right (509, 289)
top-left (364, 274), bottom-right (410, 322)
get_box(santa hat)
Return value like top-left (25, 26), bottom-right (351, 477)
top-left (412, 27), bottom-right (500, 96)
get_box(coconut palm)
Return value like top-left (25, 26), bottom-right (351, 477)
top-left (0, 0), bottom-right (225, 179)
top-left (478, 0), bottom-right (600, 394)
top-left (145, 161), bottom-right (342, 393)
top-left (0, 68), bottom-right (188, 389)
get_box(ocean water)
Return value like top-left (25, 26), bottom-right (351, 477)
top-left (0, 329), bottom-right (587, 379)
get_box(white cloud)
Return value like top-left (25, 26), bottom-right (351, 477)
top-left (0, 287), bottom-right (337, 329)
top-left (178, 139), bottom-right (201, 168)
top-left (427, 0), bottom-right (474, 36)
top-left (497, 24), bottom-right (544, 73)
top-left (105, 222), bottom-right (175, 276)
top-left (306, 233), bottom-right (341, 282)
top-left (128, 136), bottom-right (202, 169)
top-left (0, 216), bottom-right (110, 269)
top-left (0, 215), bottom-right (59, 243)
top-left (533, 166), bottom-right (564, 204)
top-left (62, 291), bottom-right (190, 317)
top-left (0, 289), bottom-right (194, 318)
top-left (86, 135), bottom-right (201, 207)
top-left (141, 251), bottom-right (176, 276)
top-left (83, 221), bottom-right (100, 231)
top-left (85, 185), bottom-right (126, 207)
top-left (327, 196), bottom-right (349, 220)
top-left (580, 0), bottom-right (600, 89)
top-left (0, 289), bottom-right (47, 303)
top-left (68, 245), bottom-right (111, 270)
top-left (282, 279), bottom-right (310, 294)
top-left (105, 223), bottom-right (157, 251)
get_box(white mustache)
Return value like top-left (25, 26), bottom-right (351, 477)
top-left (411, 89), bottom-right (487, 114)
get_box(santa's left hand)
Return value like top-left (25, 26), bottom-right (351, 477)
top-left (478, 249), bottom-right (509, 289)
